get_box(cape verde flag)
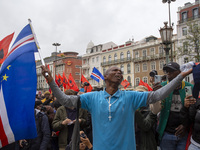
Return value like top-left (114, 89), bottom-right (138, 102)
top-left (0, 24), bottom-right (38, 148)
top-left (90, 67), bottom-right (104, 83)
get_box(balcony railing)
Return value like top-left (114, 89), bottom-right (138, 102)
top-left (133, 53), bottom-right (166, 62)
top-left (179, 15), bottom-right (200, 24)
top-left (101, 57), bottom-right (133, 66)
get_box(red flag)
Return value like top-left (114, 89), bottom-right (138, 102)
top-left (139, 80), bottom-right (153, 91)
top-left (58, 74), bottom-right (63, 87)
top-left (0, 33), bottom-right (14, 64)
top-left (121, 79), bottom-right (130, 89)
top-left (55, 74), bottom-right (61, 87)
top-left (47, 64), bottom-right (50, 70)
top-left (62, 72), bottom-right (70, 90)
top-left (68, 73), bottom-right (79, 92)
top-left (81, 75), bottom-right (93, 92)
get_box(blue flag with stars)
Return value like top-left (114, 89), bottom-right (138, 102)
top-left (0, 24), bottom-right (38, 148)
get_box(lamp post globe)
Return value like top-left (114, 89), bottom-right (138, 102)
top-left (159, 22), bottom-right (173, 64)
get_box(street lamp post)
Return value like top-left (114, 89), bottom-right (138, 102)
top-left (159, 22), bottom-right (173, 64)
top-left (52, 43), bottom-right (61, 78)
top-left (162, 0), bottom-right (176, 62)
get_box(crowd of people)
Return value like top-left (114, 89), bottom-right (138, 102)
top-left (1, 61), bottom-right (200, 150)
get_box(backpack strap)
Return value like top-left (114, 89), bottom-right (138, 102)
top-left (70, 96), bottom-right (80, 150)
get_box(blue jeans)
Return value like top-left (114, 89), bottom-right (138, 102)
top-left (159, 132), bottom-right (188, 150)
top-left (188, 143), bottom-right (200, 150)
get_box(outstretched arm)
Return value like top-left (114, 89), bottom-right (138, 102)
top-left (41, 65), bottom-right (79, 108)
top-left (147, 69), bottom-right (192, 104)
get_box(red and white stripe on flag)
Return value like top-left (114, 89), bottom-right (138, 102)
top-left (91, 72), bottom-right (100, 79)
top-left (0, 87), bottom-right (15, 148)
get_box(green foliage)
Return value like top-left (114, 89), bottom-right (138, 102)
top-left (177, 20), bottom-right (200, 62)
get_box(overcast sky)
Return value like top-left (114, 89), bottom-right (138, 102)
top-left (1, 0), bottom-right (193, 60)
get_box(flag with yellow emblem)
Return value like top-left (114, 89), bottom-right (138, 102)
top-left (0, 24), bottom-right (38, 148)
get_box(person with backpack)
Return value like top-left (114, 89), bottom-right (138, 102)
top-left (19, 101), bottom-right (51, 150)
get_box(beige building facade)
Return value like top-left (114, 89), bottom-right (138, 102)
top-left (101, 40), bottom-right (134, 90)
top-left (133, 36), bottom-right (176, 87)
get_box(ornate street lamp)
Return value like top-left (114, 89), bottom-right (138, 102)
top-left (159, 22), bottom-right (173, 64)
top-left (162, 0), bottom-right (176, 63)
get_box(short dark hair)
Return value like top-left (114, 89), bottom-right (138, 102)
top-left (65, 89), bottom-right (77, 95)
top-left (53, 100), bottom-right (61, 109)
top-left (35, 100), bottom-right (42, 108)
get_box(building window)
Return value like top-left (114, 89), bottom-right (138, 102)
top-left (127, 63), bottom-right (131, 74)
top-left (193, 8), bottom-right (198, 19)
top-left (182, 27), bottom-right (187, 36)
top-left (50, 66), bottom-right (53, 72)
top-left (75, 72), bottom-right (80, 75)
top-left (114, 53), bottom-right (117, 62)
top-left (182, 12), bottom-right (187, 22)
top-left (143, 77), bottom-right (148, 83)
top-left (103, 56), bottom-right (106, 63)
top-left (135, 51), bottom-right (139, 58)
top-left (142, 63), bottom-right (147, 71)
top-left (108, 55), bottom-right (111, 63)
top-left (120, 52), bottom-right (124, 61)
top-left (135, 78), bottom-right (140, 86)
top-left (151, 62), bottom-right (156, 70)
top-left (150, 48), bottom-right (155, 56)
top-left (127, 76), bottom-right (131, 85)
top-left (121, 65), bottom-right (124, 74)
top-left (184, 57), bottom-right (189, 63)
top-left (127, 51), bottom-right (131, 60)
top-left (92, 58), bottom-right (95, 63)
top-left (75, 80), bottom-right (80, 83)
top-left (183, 42), bottom-right (188, 53)
top-left (83, 59), bottom-right (86, 65)
top-left (159, 46), bottom-right (164, 54)
top-left (159, 60), bottom-right (165, 70)
top-left (135, 64), bottom-right (140, 73)
top-left (143, 49), bottom-right (147, 57)
top-left (96, 56), bottom-right (99, 62)
top-left (75, 65), bottom-right (81, 68)
top-left (103, 68), bottom-right (106, 75)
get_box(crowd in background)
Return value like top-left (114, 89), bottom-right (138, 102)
top-left (1, 61), bottom-right (200, 150)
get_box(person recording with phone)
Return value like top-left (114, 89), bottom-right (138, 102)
top-left (66, 131), bottom-right (92, 150)
top-left (79, 82), bottom-right (90, 93)
top-left (152, 62), bottom-right (194, 150)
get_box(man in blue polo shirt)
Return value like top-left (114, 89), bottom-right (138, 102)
top-left (41, 65), bottom-right (192, 150)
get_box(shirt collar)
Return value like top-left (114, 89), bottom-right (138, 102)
top-left (103, 88), bottom-right (121, 98)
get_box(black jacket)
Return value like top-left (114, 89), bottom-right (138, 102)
top-left (181, 99), bottom-right (200, 144)
top-left (29, 110), bottom-right (51, 150)
top-left (189, 99), bottom-right (200, 144)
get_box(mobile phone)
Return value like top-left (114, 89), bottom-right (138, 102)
top-left (154, 75), bottom-right (162, 83)
top-left (80, 133), bottom-right (86, 138)
top-left (185, 86), bottom-right (192, 97)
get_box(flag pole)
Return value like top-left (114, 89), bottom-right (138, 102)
top-left (28, 19), bottom-right (48, 77)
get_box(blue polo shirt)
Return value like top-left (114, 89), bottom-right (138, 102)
top-left (80, 89), bottom-right (148, 150)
